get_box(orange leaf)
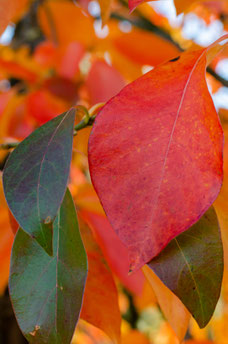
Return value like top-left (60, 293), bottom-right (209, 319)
top-left (121, 330), bottom-right (150, 344)
top-left (98, 0), bottom-right (111, 25)
top-left (38, 1), bottom-right (96, 47)
top-left (214, 124), bottom-right (228, 268)
top-left (80, 221), bottom-right (121, 344)
top-left (114, 28), bottom-right (180, 67)
top-left (174, 0), bottom-right (225, 15)
top-left (183, 341), bottom-right (215, 344)
top-left (0, 180), bottom-right (14, 294)
top-left (143, 265), bottom-right (190, 341)
top-left (134, 278), bottom-right (157, 311)
top-left (0, 0), bottom-right (28, 35)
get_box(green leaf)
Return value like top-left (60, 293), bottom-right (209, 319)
top-left (3, 109), bottom-right (75, 255)
top-left (147, 207), bottom-right (223, 328)
top-left (9, 189), bottom-right (88, 344)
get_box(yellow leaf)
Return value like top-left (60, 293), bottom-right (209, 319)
top-left (143, 265), bottom-right (190, 341)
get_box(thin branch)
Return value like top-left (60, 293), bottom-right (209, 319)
top-left (206, 66), bottom-right (228, 87)
top-left (111, 10), bottom-right (228, 87)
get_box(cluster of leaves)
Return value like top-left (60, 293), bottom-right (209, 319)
top-left (2, 0), bottom-right (228, 343)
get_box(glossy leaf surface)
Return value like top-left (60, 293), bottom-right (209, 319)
top-left (80, 221), bottom-right (121, 344)
top-left (9, 189), bottom-right (87, 344)
top-left (3, 109), bottom-right (75, 254)
top-left (148, 207), bottom-right (223, 328)
top-left (88, 47), bottom-right (223, 271)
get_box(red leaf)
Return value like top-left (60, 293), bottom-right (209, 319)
top-left (80, 210), bottom-right (145, 294)
top-left (26, 90), bottom-right (68, 125)
top-left (86, 60), bottom-right (125, 105)
top-left (88, 45), bottom-right (224, 271)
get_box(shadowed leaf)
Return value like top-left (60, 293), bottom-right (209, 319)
top-left (148, 207), bottom-right (223, 328)
top-left (3, 109), bottom-right (75, 255)
top-left (9, 189), bottom-right (87, 344)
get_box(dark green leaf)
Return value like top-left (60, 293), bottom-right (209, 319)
top-left (148, 207), bottom-right (223, 328)
top-left (3, 109), bottom-right (75, 255)
top-left (9, 189), bottom-right (88, 344)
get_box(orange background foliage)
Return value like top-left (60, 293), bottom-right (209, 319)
top-left (1, 0), bottom-right (228, 343)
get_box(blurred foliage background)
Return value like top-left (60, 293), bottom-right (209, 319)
top-left (1, 0), bottom-right (228, 343)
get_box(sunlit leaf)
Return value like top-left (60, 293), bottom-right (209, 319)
top-left (215, 124), bottom-right (228, 268)
top-left (38, 1), bottom-right (96, 47)
top-left (121, 330), bottom-right (150, 344)
top-left (88, 43), bottom-right (224, 271)
top-left (113, 28), bottom-right (180, 66)
top-left (143, 265), bottom-right (190, 341)
top-left (0, 0), bottom-right (28, 35)
top-left (174, 0), bottom-right (224, 15)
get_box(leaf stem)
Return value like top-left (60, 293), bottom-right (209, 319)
top-left (73, 103), bottom-right (104, 135)
top-left (0, 142), bottom-right (19, 150)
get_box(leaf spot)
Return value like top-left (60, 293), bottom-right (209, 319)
top-left (44, 216), bottom-right (52, 224)
top-left (29, 325), bottom-right (40, 336)
top-left (169, 56), bottom-right (180, 62)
